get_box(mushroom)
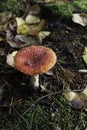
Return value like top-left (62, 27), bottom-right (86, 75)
top-left (14, 45), bottom-right (57, 88)
top-left (6, 51), bottom-right (18, 67)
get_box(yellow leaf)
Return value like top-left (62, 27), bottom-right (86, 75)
top-left (16, 17), bottom-right (29, 35)
top-left (83, 47), bottom-right (87, 64)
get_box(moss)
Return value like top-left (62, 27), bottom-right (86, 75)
top-left (46, 0), bottom-right (87, 18)
top-left (74, 0), bottom-right (87, 12)
top-left (0, 0), bottom-right (20, 15)
top-left (46, 2), bottom-right (75, 17)
top-left (4, 98), bottom-right (87, 130)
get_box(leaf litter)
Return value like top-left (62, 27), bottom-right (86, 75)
top-left (0, 3), bottom-right (50, 48)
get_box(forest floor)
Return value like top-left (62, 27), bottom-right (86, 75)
top-left (0, 1), bottom-right (87, 130)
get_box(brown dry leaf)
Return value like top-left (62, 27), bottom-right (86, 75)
top-left (2, 4), bottom-right (48, 48)
top-left (72, 13), bottom-right (87, 27)
top-left (28, 19), bottom-right (45, 36)
top-left (6, 30), bottom-right (39, 48)
top-left (63, 87), bottom-right (87, 109)
top-left (0, 12), bottom-right (12, 31)
top-left (6, 30), bottom-right (16, 47)
top-left (0, 11), bottom-right (12, 24)
top-left (15, 35), bottom-right (39, 47)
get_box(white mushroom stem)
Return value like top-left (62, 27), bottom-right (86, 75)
top-left (31, 74), bottom-right (39, 88)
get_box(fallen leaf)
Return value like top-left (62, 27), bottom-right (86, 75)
top-left (15, 35), bottom-right (39, 47)
top-left (28, 19), bottom-right (45, 36)
top-left (16, 17), bottom-right (29, 35)
top-left (0, 11), bottom-right (12, 24)
top-left (0, 12), bottom-right (13, 32)
top-left (82, 47), bottom-right (87, 64)
top-left (38, 31), bottom-right (51, 41)
top-left (82, 86), bottom-right (87, 96)
top-left (25, 14), bottom-right (40, 24)
top-left (72, 13), bottom-right (87, 27)
top-left (6, 30), bottom-right (39, 48)
top-left (6, 29), bottom-right (16, 48)
top-left (63, 87), bottom-right (87, 109)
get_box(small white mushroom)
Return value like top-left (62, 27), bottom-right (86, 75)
top-left (6, 51), bottom-right (18, 67)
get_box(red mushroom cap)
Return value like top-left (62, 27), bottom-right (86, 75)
top-left (14, 46), bottom-right (57, 75)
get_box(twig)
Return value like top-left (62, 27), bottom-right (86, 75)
top-left (13, 106), bottom-right (29, 129)
top-left (9, 97), bottom-right (14, 114)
